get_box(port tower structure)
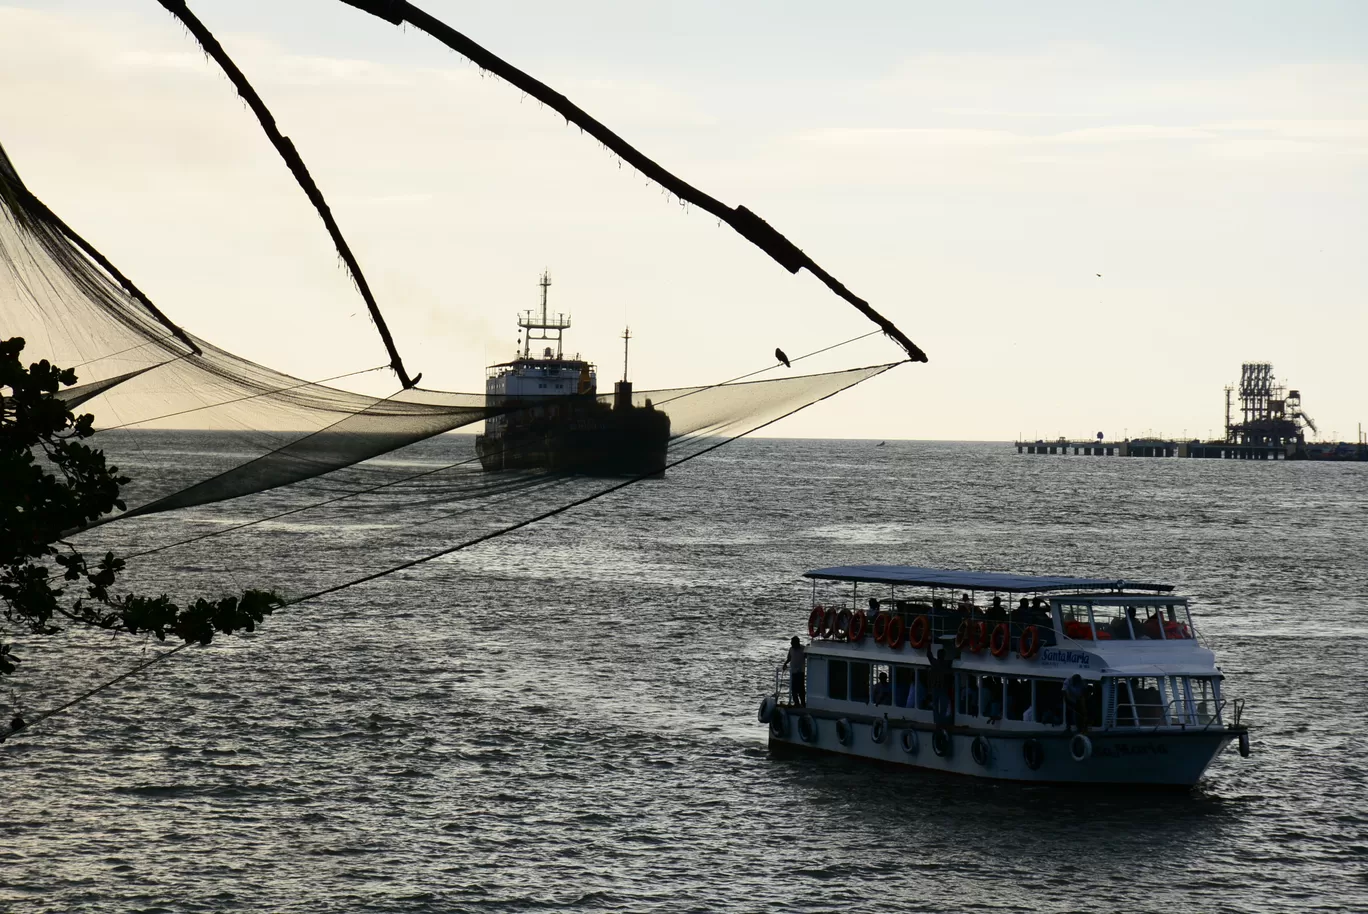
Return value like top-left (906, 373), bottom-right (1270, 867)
top-left (1223, 362), bottom-right (1316, 447)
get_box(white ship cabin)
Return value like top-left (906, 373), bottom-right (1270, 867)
top-left (485, 350), bottom-right (596, 402)
top-left (484, 272), bottom-right (598, 436)
top-left (790, 565), bottom-right (1239, 733)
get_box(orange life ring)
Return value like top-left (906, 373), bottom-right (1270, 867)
top-left (909, 614), bottom-right (931, 649)
top-left (990, 622), bottom-right (1010, 657)
top-left (808, 606), bottom-right (824, 639)
top-left (848, 611), bottom-right (867, 643)
top-left (969, 621), bottom-right (987, 653)
top-left (873, 613), bottom-right (889, 644)
top-left (886, 615), bottom-right (906, 649)
top-left (955, 619), bottom-right (972, 650)
top-left (1019, 624), bottom-right (1041, 659)
top-left (821, 608), bottom-right (839, 639)
top-left (835, 608), bottom-right (852, 640)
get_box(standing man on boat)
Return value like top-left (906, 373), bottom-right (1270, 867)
top-left (926, 638), bottom-right (957, 726)
top-left (783, 636), bottom-right (806, 707)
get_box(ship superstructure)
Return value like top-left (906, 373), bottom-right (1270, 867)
top-left (476, 273), bottom-right (669, 474)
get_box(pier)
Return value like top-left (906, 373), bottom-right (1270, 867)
top-left (1014, 439), bottom-right (1292, 460)
top-left (1015, 363), bottom-right (1366, 462)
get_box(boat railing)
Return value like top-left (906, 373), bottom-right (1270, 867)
top-left (1112, 697), bottom-right (1229, 732)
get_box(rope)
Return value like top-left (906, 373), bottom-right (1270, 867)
top-left (0, 360), bottom-right (903, 744)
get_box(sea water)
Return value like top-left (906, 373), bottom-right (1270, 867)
top-left (2, 436), bottom-right (1365, 912)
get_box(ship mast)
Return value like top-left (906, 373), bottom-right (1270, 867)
top-left (621, 326), bottom-right (631, 382)
top-left (518, 270), bottom-right (570, 359)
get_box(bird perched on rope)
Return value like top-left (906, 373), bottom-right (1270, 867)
top-left (775, 347), bottom-right (790, 368)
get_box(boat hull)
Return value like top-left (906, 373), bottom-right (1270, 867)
top-left (476, 401), bottom-right (670, 476)
top-left (767, 711), bottom-right (1237, 788)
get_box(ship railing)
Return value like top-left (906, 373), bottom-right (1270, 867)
top-left (1112, 698), bottom-right (1229, 732)
top-left (772, 664), bottom-right (789, 705)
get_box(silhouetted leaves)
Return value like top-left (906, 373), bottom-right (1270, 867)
top-left (1, 337), bottom-right (281, 677)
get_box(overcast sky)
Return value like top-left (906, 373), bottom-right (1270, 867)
top-left (2, 1), bottom-right (1364, 440)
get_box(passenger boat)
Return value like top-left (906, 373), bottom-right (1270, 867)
top-left (759, 565), bottom-right (1251, 788)
top-left (476, 273), bottom-right (670, 475)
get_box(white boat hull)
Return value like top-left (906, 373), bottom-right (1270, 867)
top-left (768, 710), bottom-right (1236, 788)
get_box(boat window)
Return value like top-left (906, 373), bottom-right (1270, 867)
top-left (1033, 679), bottom-right (1065, 726)
top-left (850, 661), bottom-right (872, 704)
top-left (1115, 677), bottom-right (1165, 726)
top-left (872, 664), bottom-right (893, 706)
top-left (1060, 603), bottom-right (1095, 641)
top-left (827, 659), bottom-right (848, 701)
top-left (1092, 605), bottom-right (1137, 640)
top-left (980, 675), bottom-right (1004, 720)
top-left (1191, 677), bottom-right (1219, 724)
top-left (1164, 675), bottom-right (1204, 724)
top-left (1005, 677), bottom-right (1032, 720)
top-left (892, 665), bottom-right (915, 708)
top-left (956, 673), bottom-right (980, 718)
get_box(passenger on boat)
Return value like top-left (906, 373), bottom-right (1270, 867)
top-left (1064, 674), bottom-right (1089, 733)
top-left (1108, 608), bottom-right (1138, 640)
top-left (985, 596), bottom-right (1007, 622)
top-left (956, 593), bottom-right (975, 615)
top-left (925, 641), bottom-right (956, 725)
top-left (866, 597), bottom-right (881, 623)
top-left (872, 672), bottom-right (892, 706)
top-left (783, 636), bottom-right (806, 707)
top-left (1140, 612), bottom-right (1162, 639)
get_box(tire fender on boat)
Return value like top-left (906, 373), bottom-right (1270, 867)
top-left (900, 728), bottom-right (919, 755)
top-left (769, 709), bottom-right (788, 739)
top-left (971, 735), bottom-right (991, 767)
top-left (1070, 733), bottom-right (1093, 762)
top-left (1238, 732), bottom-right (1251, 758)
top-left (758, 695), bottom-right (777, 724)
top-left (835, 717), bottom-right (853, 746)
top-left (932, 728), bottom-right (952, 758)
top-left (798, 713), bottom-right (818, 744)
top-left (1023, 738), bottom-right (1045, 770)
top-left (871, 717), bottom-right (889, 744)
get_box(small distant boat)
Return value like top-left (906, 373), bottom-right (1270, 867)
top-left (876, 441), bottom-right (886, 447)
top-left (759, 565), bottom-right (1251, 788)
top-left (476, 273), bottom-right (670, 475)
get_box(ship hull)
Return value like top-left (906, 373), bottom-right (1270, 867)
top-left (476, 401), bottom-right (669, 476)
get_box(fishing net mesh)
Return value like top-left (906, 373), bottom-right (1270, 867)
top-left (1, 141), bottom-right (901, 543)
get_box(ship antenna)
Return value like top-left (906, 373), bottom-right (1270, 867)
top-left (540, 270), bottom-right (550, 327)
top-left (622, 326), bottom-right (631, 382)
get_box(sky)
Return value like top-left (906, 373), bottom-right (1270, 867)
top-left (1, 0), bottom-right (1365, 440)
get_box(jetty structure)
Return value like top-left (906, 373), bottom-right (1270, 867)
top-left (1016, 362), bottom-right (1366, 462)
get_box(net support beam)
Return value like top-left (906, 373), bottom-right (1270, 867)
top-left (334, 0), bottom-right (929, 364)
top-left (155, 0), bottom-right (420, 389)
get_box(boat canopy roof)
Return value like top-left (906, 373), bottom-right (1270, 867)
top-left (802, 565), bottom-right (1173, 593)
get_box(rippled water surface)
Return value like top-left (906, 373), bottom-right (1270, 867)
top-left (4, 436), bottom-right (1366, 912)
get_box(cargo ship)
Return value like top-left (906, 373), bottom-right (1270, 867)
top-left (475, 273), bottom-right (670, 475)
